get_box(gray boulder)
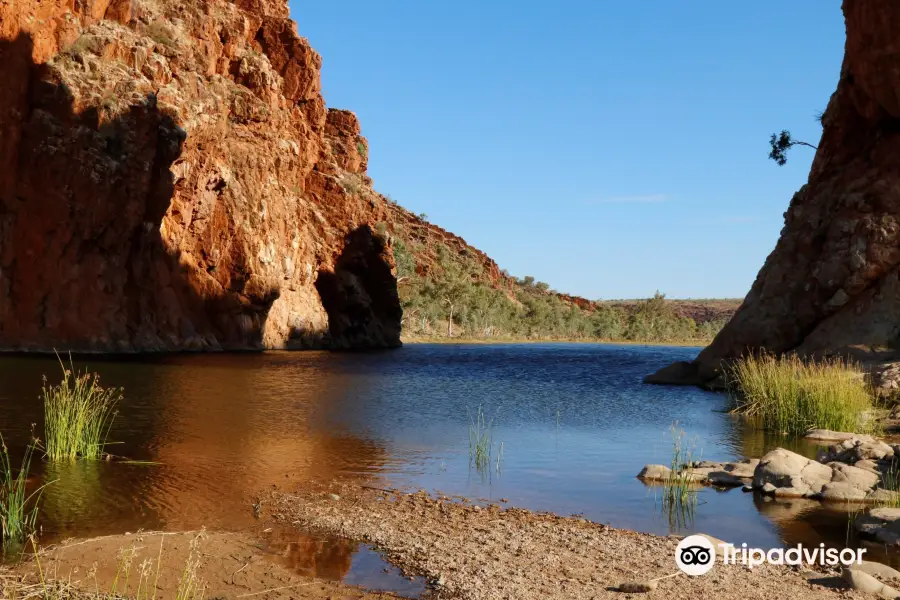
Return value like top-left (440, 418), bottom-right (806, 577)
top-left (753, 448), bottom-right (833, 497)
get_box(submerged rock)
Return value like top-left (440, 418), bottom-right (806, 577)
top-left (636, 464), bottom-right (672, 480)
top-left (635, 459), bottom-right (758, 487)
top-left (805, 429), bottom-right (870, 443)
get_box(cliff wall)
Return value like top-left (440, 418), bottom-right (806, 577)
top-left (648, 0), bottom-right (900, 385)
top-left (0, 0), bottom-right (401, 350)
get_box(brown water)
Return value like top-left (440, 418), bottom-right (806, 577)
top-left (0, 344), bottom-right (893, 588)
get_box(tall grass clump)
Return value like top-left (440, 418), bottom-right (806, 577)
top-left (660, 424), bottom-right (699, 528)
top-left (0, 436), bottom-right (45, 550)
top-left (43, 358), bottom-right (122, 461)
top-left (727, 352), bottom-right (876, 437)
top-left (468, 405), bottom-right (493, 472)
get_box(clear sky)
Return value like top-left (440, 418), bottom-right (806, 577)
top-left (290, 0), bottom-right (845, 300)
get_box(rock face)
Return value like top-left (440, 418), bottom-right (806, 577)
top-left (647, 0), bottom-right (900, 385)
top-left (0, 0), bottom-right (404, 351)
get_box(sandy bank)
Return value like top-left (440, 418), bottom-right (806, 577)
top-left (272, 484), bottom-right (870, 600)
top-left (2, 529), bottom-right (410, 600)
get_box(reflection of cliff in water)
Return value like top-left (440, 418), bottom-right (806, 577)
top-left (0, 353), bottom-right (391, 542)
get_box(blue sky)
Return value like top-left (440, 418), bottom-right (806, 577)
top-left (290, 1), bottom-right (845, 300)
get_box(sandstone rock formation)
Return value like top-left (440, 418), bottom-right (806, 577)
top-left (0, 0), bottom-right (406, 351)
top-left (647, 0), bottom-right (900, 385)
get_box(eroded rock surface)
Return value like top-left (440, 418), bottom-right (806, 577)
top-left (647, 0), bottom-right (900, 385)
top-left (0, 0), bottom-right (403, 351)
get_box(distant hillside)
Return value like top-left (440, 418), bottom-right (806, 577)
top-left (338, 164), bottom-right (739, 342)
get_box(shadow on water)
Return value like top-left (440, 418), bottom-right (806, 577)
top-left (0, 342), bottom-right (896, 577)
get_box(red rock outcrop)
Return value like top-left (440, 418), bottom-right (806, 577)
top-left (0, 0), bottom-right (401, 350)
top-left (647, 0), bottom-right (900, 385)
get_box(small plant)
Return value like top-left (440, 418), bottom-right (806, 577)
top-left (877, 460), bottom-right (900, 508)
top-left (468, 405), bottom-right (498, 474)
top-left (0, 434), bottom-right (51, 551)
top-left (660, 423), bottom-right (699, 521)
top-left (175, 530), bottom-right (207, 600)
top-left (727, 352), bottom-right (876, 436)
top-left (356, 140), bottom-right (368, 159)
top-left (24, 530), bottom-right (206, 599)
top-left (147, 18), bottom-right (177, 48)
top-left (43, 357), bottom-right (122, 461)
top-left (60, 34), bottom-right (100, 58)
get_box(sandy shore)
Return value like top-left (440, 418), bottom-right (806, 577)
top-left (3, 483), bottom-right (877, 599)
top-left (1, 528), bottom-right (411, 600)
top-left (272, 483), bottom-right (870, 600)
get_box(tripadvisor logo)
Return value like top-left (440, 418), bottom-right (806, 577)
top-left (675, 535), bottom-right (867, 576)
top-left (675, 535), bottom-right (715, 576)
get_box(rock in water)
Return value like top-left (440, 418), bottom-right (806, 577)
top-left (646, 0), bottom-right (900, 385)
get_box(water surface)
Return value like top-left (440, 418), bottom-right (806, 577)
top-left (0, 344), bottom-right (879, 579)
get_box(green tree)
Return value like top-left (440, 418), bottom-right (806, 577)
top-left (768, 130), bottom-right (817, 166)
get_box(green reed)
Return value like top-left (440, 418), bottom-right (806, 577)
top-left (469, 405), bottom-right (493, 472)
top-left (0, 436), bottom-right (46, 550)
top-left (43, 357), bottom-right (121, 461)
top-left (877, 460), bottom-right (900, 508)
top-left (727, 352), bottom-right (876, 436)
top-left (660, 423), bottom-right (699, 527)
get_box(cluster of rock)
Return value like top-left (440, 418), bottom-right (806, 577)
top-left (637, 459), bottom-right (759, 488)
top-left (638, 430), bottom-right (900, 504)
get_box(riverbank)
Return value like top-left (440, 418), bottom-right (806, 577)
top-left (2, 528), bottom-right (414, 600)
top-left (401, 336), bottom-right (709, 347)
top-left (1, 482), bottom-right (882, 599)
top-left (270, 483), bottom-right (867, 600)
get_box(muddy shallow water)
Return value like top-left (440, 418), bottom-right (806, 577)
top-left (0, 343), bottom-right (888, 584)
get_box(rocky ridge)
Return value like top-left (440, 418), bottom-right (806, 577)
top-left (648, 0), bottom-right (900, 385)
top-left (0, 0), bottom-right (407, 351)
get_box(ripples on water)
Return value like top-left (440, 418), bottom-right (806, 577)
top-left (0, 343), bottom-right (875, 571)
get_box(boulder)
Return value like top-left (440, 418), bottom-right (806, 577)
top-left (828, 462), bottom-right (880, 491)
top-left (805, 429), bottom-right (866, 443)
top-left (753, 448), bottom-right (833, 497)
top-left (854, 560), bottom-right (900, 581)
top-left (636, 465), bottom-right (672, 481)
top-left (842, 568), bottom-right (900, 599)
top-left (819, 481), bottom-right (869, 501)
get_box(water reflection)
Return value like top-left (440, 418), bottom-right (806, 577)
top-left (0, 344), bottom-right (892, 569)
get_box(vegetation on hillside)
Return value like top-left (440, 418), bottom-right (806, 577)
top-left (389, 228), bottom-right (728, 343)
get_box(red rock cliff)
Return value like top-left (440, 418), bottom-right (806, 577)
top-left (647, 0), bottom-right (900, 385)
top-left (0, 0), bottom-right (401, 350)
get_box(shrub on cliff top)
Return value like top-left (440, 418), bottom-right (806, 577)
top-left (43, 358), bottom-right (121, 461)
top-left (727, 353), bottom-right (876, 436)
